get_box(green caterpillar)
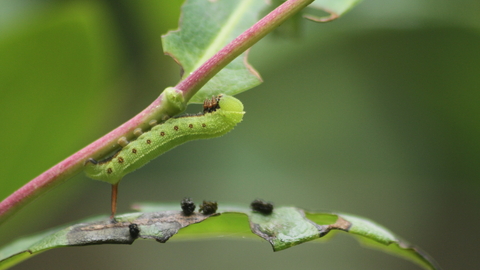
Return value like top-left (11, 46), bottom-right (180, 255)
top-left (85, 94), bottom-right (244, 185)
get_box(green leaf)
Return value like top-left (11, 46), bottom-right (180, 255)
top-left (162, 0), bottom-right (267, 103)
top-left (307, 212), bottom-right (443, 270)
top-left (0, 204), bottom-right (441, 270)
top-left (341, 214), bottom-right (442, 270)
top-left (249, 207), bottom-right (320, 251)
top-left (307, 0), bottom-right (363, 22)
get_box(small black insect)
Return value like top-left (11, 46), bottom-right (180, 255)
top-left (129, 223), bottom-right (140, 238)
top-left (250, 199), bottom-right (274, 215)
top-left (199, 200), bottom-right (218, 215)
top-left (181, 197), bottom-right (196, 215)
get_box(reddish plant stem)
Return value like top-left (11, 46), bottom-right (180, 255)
top-left (110, 183), bottom-right (119, 221)
top-left (0, 0), bottom-right (314, 225)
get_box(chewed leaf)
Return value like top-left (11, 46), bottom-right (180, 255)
top-left (162, 0), bottom-right (267, 103)
top-left (0, 204), bottom-right (441, 270)
top-left (249, 207), bottom-right (321, 251)
top-left (307, 0), bottom-right (363, 22)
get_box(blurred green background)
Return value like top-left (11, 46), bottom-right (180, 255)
top-left (1, 0), bottom-right (479, 269)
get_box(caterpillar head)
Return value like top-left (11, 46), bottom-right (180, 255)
top-left (218, 94), bottom-right (244, 113)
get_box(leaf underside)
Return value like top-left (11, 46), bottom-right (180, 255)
top-left (162, 0), bottom-right (268, 103)
top-left (307, 0), bottom-right (363, 22)
top-left (0, 204), bottom-right (441, 270)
